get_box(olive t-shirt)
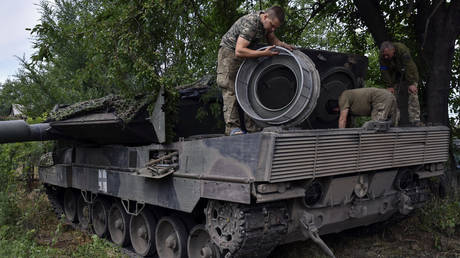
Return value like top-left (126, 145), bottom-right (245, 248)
top-left (339, 88), bottom-right (391, 116)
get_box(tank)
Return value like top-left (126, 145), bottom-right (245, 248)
top-left (0, 48), bottom-right (449, 258)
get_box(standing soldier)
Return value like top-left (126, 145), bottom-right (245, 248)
top-left (330, 88), bottom-right (398, 128)
top-left (217, 6), bottom-right (293, 135)
top-left (379, 41), bottom-right (422, 126)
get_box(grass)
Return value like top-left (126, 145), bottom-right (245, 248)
top-left (0, 182), bottom-right (124, 258)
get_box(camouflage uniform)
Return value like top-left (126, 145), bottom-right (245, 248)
top-left (379, 42), bottom-right (421, 124)
top-left (217, 12), bottom-right (266, 135)
top-left (339, 88), bottom-right (399, 126)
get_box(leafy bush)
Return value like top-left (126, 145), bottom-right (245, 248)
top-left (0, 191), bottom-right (20, 227)
top-left (419, 197), bottom-right (460, 236)
top-left (0, 233), bottom-right (64, 258)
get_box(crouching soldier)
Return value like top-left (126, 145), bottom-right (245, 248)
top-left (329, 88), bottom-right (399, 128)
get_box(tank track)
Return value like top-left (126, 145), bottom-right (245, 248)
top-left (44, 185), bottom-right (148, 258)
top-left (206, 201), bottom-right (289, 258)
top-left (45, 185), bottom-right (64, 217)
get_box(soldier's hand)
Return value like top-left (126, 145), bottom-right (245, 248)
top-left (408, 84), bottom-right (418, 94)
top-left (262, 46), bottom-right (279, 56)
top-left (387, 87), bottom-right (395, 94)
top-left (283, 43), bottom-right (295, 51)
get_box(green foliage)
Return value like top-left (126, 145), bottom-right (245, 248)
top-left (0, 0), bottom-right (457, 125)
top-left (18, 190), bottom-right (54, 232)
top-left (0, 182), bottom-right (120, 258)
top-left (196, 86), bottom-right (225, 130)
top-left (0, 192), bottom-right (20, 227)
top-left (419, 197), bottom-right (460, 236)
top-left (449, 41), bottom-right (460, 131)
top-left (0, 138), bottom-right (58, 255)
top-left (0, 235), bottom-right (64, 258)
top-left (72, 234), bottom-right (122, 257)
top-left (0, 190), bottom-right (65, 258)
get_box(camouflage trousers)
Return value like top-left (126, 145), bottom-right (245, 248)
top-left (395, 84), bottom-right (421, 124)
top-left (216, 47), bottom-right (260, 135)
top-left (407, 92), bottom-right (421, 123)
top-left (371, 93), bottom-right (399, 126)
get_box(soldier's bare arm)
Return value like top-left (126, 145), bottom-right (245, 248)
top-left (408, 84), bottom-right (418, 94)
top-left (235, 36), bottom-right (279, 58)
top-left (338, 108), bottom-right (349, 128)
top-left (266, 32), bottom-right (294, 50)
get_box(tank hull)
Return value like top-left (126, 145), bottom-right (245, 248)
top-left (40, 126), bottom-right (449, 257)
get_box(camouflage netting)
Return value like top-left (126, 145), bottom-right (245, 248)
top-left (47, 94), bottom-right (153, 123)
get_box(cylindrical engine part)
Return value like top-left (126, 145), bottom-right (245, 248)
top-left (0, 120), bottom-right (54, 143)
top-left (302, 67), bottom-right (357, 129)
top-left (235, 47), bottom-right (321, 127)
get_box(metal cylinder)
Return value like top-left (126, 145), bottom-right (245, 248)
top-left (235, 47), bottom-right (321, 127)
top-left (0, 120), bottom-right (53, 143)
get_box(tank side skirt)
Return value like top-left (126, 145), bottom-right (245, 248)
top-left (40, 165), bottom-right (201, 212)
top-left (40, 165), bottom-right (252, 212)
top-left (39, 165), bottom-right (72, 188)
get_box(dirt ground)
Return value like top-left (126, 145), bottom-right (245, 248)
top-left (40, 214), bottom-right (460, 258)
top-left (270, 215), bottom-right (460, 258)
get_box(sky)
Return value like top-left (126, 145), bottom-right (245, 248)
top-left (0, 0), bottom-right (41, 84)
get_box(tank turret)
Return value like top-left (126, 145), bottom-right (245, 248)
top-left (0, 92), bottom-right (166, 145)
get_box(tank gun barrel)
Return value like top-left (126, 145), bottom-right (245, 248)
top-left (0, 120), bottom-right (55, 143)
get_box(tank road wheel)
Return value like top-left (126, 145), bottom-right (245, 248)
top-left (76, 195), bottom-right (91, 229)
top-left (188, 224), bottom-right (221, 258)
top-left (63, 189), bottom-right (77, 222)
top-left (108, 202), bottom-right (131, 246)
top-left (92, 198), bottom-right (111, 238)
top-left (156, 216), bottom-right (188, 258)
top-left (130, 209), bottom-right (157, 256)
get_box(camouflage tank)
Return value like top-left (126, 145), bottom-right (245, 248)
top-left (0, 48), bottom-right (449, 258)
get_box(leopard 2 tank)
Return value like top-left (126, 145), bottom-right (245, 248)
top-left (0, 47), bottom-right (449, 258)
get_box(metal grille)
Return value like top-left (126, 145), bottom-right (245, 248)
top-left (269, 128), bottom-right (449, 183)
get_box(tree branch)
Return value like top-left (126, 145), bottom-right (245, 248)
top-left (188, 0), bottom-right (217, 34)
top-left (421, 0), bottom-right (443, 51)
top-left (293, 0), bottom-right (337, 38)
top-left (353, 0), bottom-right (390, 47)
top-left (450, 0), bottom-right (460, 35)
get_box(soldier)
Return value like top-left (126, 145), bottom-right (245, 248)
top-left (217, 6), bottom-right (293, 135)
top-left (328, 88), bottom-right (398, 128)
top-left (379, 41), bottom-right (422, 126)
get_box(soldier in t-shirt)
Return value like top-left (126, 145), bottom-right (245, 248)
top-left (329, 88), bottom-right (399, 128)
top-left (217, 6), bottom-right (294, 135)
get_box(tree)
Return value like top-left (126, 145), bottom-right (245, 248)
top-left (1, 0), bottom-right (458, 128)
top-left (352, 0), bottom-right (460, 126)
